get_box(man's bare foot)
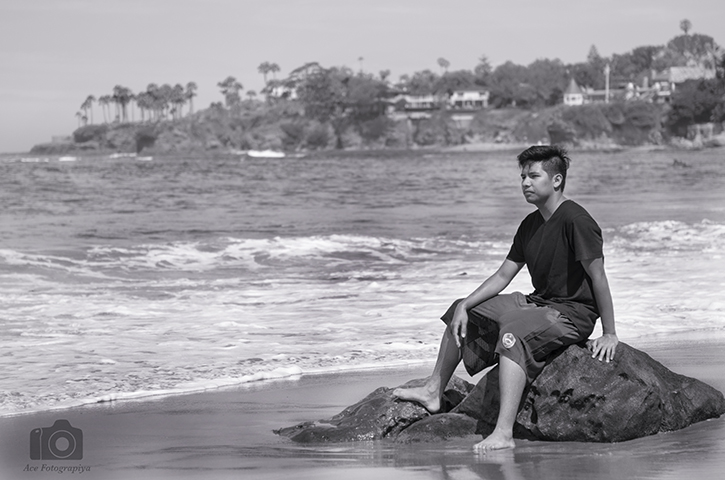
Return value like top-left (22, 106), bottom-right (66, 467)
top-left (391, 385), bottom-right (441, 413)
top-left (473, 429), bottom-right (515, 453)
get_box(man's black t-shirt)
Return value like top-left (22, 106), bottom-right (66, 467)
top-left (506, 200), bottom-right (603, 335)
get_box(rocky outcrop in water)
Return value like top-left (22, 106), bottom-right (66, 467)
top-left (275, 342), bottom-right (725, 444)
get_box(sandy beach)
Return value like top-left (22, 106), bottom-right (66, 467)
top-left (1, 331), bottom-right (724, 480)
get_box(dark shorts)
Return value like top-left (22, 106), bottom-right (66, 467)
top-left (441, 292), bottom-right (585, 383)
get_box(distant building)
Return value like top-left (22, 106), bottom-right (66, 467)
top-left (265, 83), bottom-right (298, 100)
top-left (647, 66), bottom-right (717, 102)
top-left (563, 79), bottom-right (584, 106)
top-left (449, 88), bottom-right (489, 110)
top-left (398, 94), bottom-right (443, 111)
top-left (563, 69), bottom-right (702, 106)
top-left (286, 62), bottom-right (324, 84)
top-left (383, 94), bottom-right (439, 120)
top-left (387, 88), bottom-right (489, 119)
top-left (265, 62), bottom-right (323, 101)
top-left (653, 66), bottom-right (716, 85)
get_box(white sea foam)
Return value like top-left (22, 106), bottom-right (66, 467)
top-left (0, 366), bottom-right (305, 418)
top-left (607, 220), bottom-right (725, 254)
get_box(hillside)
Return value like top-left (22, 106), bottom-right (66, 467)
top-left (31, 98), bottom-right (680, 155)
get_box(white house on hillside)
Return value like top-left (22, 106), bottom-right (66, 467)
top-left (449, 88), bottom-right (489, 109)
top-left (266, 83), bottom-right (298, 100)
top-left (562, 66), bottom-right (717, 106)
top-left (649, 66), bottom-right (717, 102)
top-left (389, 88), bottom-right (490, 113)
top-left (563, 78), bottom-right (584, 106)
top-left (653, 66), bottom-right (716, 85)
top-left (400, 94), bottom-right (441, 110)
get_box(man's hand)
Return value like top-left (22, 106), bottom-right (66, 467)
top-left (587, 333), bottom-right (619, 362)
top-left (450, 305), bottom-right (469, 348)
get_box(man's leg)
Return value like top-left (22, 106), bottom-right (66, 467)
top-left (473, 306), bottom-right (581, 452)
top-left (473, 355), bottom-right (525, 452)
top-left (392, 326), bottom-right (461, 413)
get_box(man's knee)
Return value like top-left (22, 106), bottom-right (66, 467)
top-left (496, 323), bottom-right (526, 361)
top-left (496, 326), bottom-right (531, 370)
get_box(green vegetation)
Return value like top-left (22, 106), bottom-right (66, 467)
top-left (548, 102), bottom-right (664, 146)
top-left (667, 77), bottom-right (725, 137)
top-left (34, 20), bottom-right (725, 154)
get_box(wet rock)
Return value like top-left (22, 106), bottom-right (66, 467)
top-left (273, 376), bottom-right (473, 443)
top-left (394, 413), bottom-right (477, 443)
top-left (275, 342), bottom-right (725, 444)
top-left (457, 342), bottom-right (725, 442)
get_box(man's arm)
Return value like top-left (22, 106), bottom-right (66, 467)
top-left (450, 258), bottom-right (524, 347)
top-left (581, 257), bottom-right (619, 362)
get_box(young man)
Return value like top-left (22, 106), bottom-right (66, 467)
top-left (393, 145), bottom-right (619, 452)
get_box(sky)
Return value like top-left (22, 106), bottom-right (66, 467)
top-left (1, 0), bottom-right (723, 153)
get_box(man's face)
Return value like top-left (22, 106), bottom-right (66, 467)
top-left (520, 162), bottom-right (559, 205)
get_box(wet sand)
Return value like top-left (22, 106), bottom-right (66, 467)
top-left (2, 332), bottom-right (724, 480)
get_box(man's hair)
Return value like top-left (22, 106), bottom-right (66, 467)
top-left (517, 145), bottom-right (570, 192)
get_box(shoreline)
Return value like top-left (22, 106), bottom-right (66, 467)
top-left (2, 331), bottom-right (725, 479)
top-left (0, 359), bottom-right (437, 421)
top-left (8, 139), bottom-right (723, 159)
top-left (2, 328), bottom-right (723, 420)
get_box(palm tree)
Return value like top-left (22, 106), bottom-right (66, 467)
top-left (145, 84), bottom-right (160, 120)
top-left (258, 62), bottom-right (272, 84)
top-left (98, 95), bottom-right (111, 123)
top-left (112, 85), bottom-right (133, 122)
top-left (680, 19), bottom-right (692, 35)
top-left (81, 95), bottom-right (95, 124)
top-left (437, 57), bottom-right (450, 73)
top-left (172, 84), bottom-right (185, 119)
top-left (110, 91), bottom-right (119, 122)
top-left (143, 91), bottom-right (155, 122)
top-left (185, 81), bottom-right (197, 115)
top-left (135, 91), bottom-right (148, 122)
top-left (218, 76), bottom-right (243, 107)
top-left (75, 111), bottom-right (83, 128)
top-left (129, 93), bottom-right (137, 122)
top-left (123, 87), bottom-right (134, 122)
top-left (80, 99), bottom-right (89, 124)
top-left (269, 63), bottom-right (280, 79)
top-left (158, 84), bottom-right (174, 119)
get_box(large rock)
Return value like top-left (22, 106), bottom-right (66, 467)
top-left (273, 376), bottom-right (473, 443)
top-left (454, 342), bottom-right (725, 442)
top-left (394, 413), bottom-right (478, 443)
top-left (275, 342), bottom-right (725, 443)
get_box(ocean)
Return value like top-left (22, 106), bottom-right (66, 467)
top-left (1, 148), bottom-right (724, 416)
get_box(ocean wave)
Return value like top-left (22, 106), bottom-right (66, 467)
top-left (607, 220), bottom-right (725, 254)
top-left (1, 221), bottom-right (723, 284)
top-left (2, 221), bottom-right (723, 281)
top-left (1, 221), bottom-right (724, 417)
top-left (0, 234), bottom-right (508, 277)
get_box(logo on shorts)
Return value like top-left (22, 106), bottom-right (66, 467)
top-left (502, 333), bottom-right (516, 349)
